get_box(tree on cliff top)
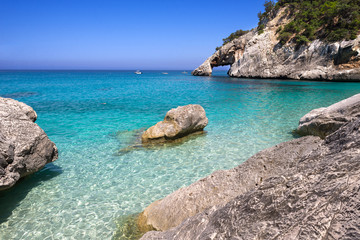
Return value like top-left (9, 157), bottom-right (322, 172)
top-left (275, 0), bottom-right (360, 45)
top-left (217, 0), bottom-right (360, 51)
top-left (216, 29), bottom-right (250, 51)
top-left (216, 0), bottom-right (276, 50)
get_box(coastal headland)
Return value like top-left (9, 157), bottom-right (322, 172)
top-left (192, 2), bottom-right (360, 81)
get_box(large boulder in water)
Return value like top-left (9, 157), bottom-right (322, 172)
top-left (0, 97), bottom-right (58, 190)
top-left (297, 93), bottom-right (360, 138)
top-left (141, 104), bottom-right (208, 143)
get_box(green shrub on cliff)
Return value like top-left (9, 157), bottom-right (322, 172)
top-left (217, 0), bottom-right (360, 51)
top-left (223, 29), bottom-right (249, 45)
top-left (222, 29), bottom-right (250, 44)
top-left (295, 35), bottom-right (311, 48)
top-left (257, 1), bottom-right (276, 34)
top-left (276, 0), bottom-right (360, 45)
top-left (258, 24), bottom-right (265, 34)
top-left (278, 32), bottom-right (293, 45)
top-left (216, 29), bottom-right (250, 51)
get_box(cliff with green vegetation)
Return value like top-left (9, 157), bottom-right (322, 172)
top-left (193, 0), bottom-right (360, 80)
top-left (275, 0), bottom-right (360, 43)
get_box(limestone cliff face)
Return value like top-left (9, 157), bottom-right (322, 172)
top-left (192, 8), bottom-right (360, 80)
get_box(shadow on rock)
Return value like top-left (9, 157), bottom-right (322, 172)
top-left (0, 163), bottom-right (63, 224)
top-left (290, 129), bottom-right (303, 138)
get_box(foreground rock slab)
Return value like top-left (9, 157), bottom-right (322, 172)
top-left (297, 93), bottom-right (360, 138)
top-left (141, 104), bottom-right (208, 143)
top-left (0, 98), bottom-right (58, 190)
top-left (138, 136), bottom-right (321, 231)
top-left (141, 117), bottom-right (360, 240)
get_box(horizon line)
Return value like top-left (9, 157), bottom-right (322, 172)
top-left (0, 69), bottom-right (228, 71)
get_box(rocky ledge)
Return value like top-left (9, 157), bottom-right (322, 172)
top-left (192, 7), bottom-right (360, 81)
top-left (141, 104), bottom-right (208, 143)
top-left (139, 93), bottom-right (360, 239)
top-left (0, 97), bottom-right (58, 190)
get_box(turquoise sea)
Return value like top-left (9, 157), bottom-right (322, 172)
top-left (1, 70), bottom-right (360, 239)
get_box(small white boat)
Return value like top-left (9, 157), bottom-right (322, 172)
top-left (162, 72), bottom-right (168, 75)
top-left (182, 71), bottom-right (188, 74)
top-left (134, 70), bottom-right (142, 74)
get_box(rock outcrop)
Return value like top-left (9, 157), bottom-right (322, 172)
top-left (297, 93), bottom-right (360, 138)
top-left (140, 94), bottom-right (360, 239)
top-left (0, 98), bottom-right (58, 190)
top-left (192, 8), bottom-right (360, 80)
top-left (138, 136), bottom-right (321, 232)
top-left (141, 104), bottom-right (208, 143)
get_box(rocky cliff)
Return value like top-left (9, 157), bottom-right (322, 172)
top-left (0, 97), bottom-right (58, 190)
top-left (140, 93), bottom-right (360, 239)
top-left (192, 8), bottom-right (360, 81)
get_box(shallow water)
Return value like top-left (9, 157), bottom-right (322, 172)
top-left (0, 70), bottom-right (360, 239)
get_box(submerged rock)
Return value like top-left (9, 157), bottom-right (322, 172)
top-left (140, 95), bottom-right (360, 239)
top-left (141, 105), bottom-right (208, 143)
top-left (297, 93), bottom-right (360, 138)
top-left (192, 8), bottom-right (360, 81)
top-left (0, 91), bottom-right (38, 99)
top-left (0, 97), bottom-right (58, 190)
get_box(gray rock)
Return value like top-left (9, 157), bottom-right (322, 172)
top-left (0, 98), bottom-right (58, 190)
top-left (297, 93), bottom-right (360, 138)
top-left (138, 136), bottom-right (321, 231)
top-left (192, 8), bottom-right (360, 81)
top-left (141, 105), bottom-right (208, 143)
top-left (141, 117), bottom-right (360, 240)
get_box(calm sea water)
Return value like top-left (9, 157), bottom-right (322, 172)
top-left (0, 70), bottom-right (360, 239)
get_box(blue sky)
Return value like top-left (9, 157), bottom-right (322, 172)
top-left (0, 0), bottom-right (268, 70)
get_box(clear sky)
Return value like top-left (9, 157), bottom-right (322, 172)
top-left (0, 0), bottom-right (268, 70)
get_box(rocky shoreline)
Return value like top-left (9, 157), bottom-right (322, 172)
top-left (138, 93), bottom-right (360, 239)
top-left (192, 7), bottom-right (360, 81)
top-left (0, 97), bottom-right (58, 191)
